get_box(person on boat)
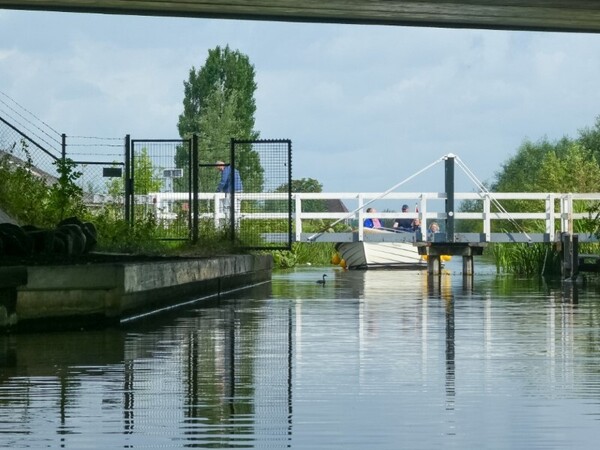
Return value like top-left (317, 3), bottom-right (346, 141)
top-left (428, 221), bottom-right (440, 240)
top-left (364, 207), bottom-right (382, 228)
top-left (393, 204), bottom-right (420, 232)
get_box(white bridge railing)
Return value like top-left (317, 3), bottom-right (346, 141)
top-left (101, 191), bottom-right (600, 244)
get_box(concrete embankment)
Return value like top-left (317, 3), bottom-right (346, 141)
top-left (0, 254), bottom-right (272, 332)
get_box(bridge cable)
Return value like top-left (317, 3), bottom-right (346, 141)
top-left (307, 155), bottom-right (447, 242)
top-left (454, 155), bottom-right (532, 242)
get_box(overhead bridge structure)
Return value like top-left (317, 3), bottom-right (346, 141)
top-left (1, 1), bottom-right (600, 33)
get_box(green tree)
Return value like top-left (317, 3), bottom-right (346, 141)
top-left (48, 157), bottom-right (86, 223)
top-left (492, 136), bottom-right (573, 192)
top-left (0, 141), bottom-right (87, 226)
top-left (469, 132), bottom-right (600, 275)
top-left (536, 144), bottom-right (600, 193)
top-left (273, 178), bottom-right (325, 213)
top-left (578, 115), bottom-right (600, 159)
top-left (107, 147), bottom-right (163, 196)
top-left (176, 45), bottom-right (263, 193)
top-left (0, 140), bottom-right (53, 226)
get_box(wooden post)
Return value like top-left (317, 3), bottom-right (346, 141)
top-left (462, 255), bottom-right (474, 276)
top-left (428, 255), bottom-right (442, 275)
top-left (561, 233), bottom-right (579, 279)
top-left (572, 233), bottom-right (579, 280)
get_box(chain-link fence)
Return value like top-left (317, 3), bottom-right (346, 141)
top-left (1, 108), bottom-right (127, 224)
top-left (130, 139), bottom-right (193, 240)
top-left (67, 135), bottom-right (127, 219)
top-left (2, 103), bottom-right (292, 248)
top-left (233, 139), bottom-right (292, 250)
top-left (0, 115), bottom-right (61, 182)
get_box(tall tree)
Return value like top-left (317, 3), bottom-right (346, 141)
top-left (176, 45), bottom-right (262, 193)
top-left (535, 143), bottom-right (600, 193)
top-left (578, 115), bottom-right (600, 160)
top-left (492, 136), bottom-right (572, 192)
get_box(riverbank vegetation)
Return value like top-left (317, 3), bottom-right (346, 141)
top-left (3, 43), bottom-right (600, 273)
top-left (459, 116), bottom-right (600, 276)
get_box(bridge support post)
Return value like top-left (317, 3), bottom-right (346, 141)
top-left (560, 233), bottom-right (579, 280)
top-left (427, 256), bottom-right (442, 275)
top-left (462, 256), bottom-right (474, 276)
top-left (417, 242), bottom-right (486, 278)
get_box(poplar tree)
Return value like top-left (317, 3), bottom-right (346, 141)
top-left (176, 45), bottom-right (263, 193)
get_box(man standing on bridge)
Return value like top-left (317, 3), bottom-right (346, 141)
top-left (216, 160), bottom-right (243, 229)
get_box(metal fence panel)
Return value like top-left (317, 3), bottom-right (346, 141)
top-left (131, 139), bottom-right (193, 240)
top-left (233, 139), bottom-right (292, 250)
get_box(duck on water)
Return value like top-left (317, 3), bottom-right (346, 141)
top-left (316, 274), bottom-right (327, 284)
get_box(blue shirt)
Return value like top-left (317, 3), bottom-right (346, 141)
top-left (216, 166), bottom-right (243, 193)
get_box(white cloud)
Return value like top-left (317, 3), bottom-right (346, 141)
top-left (0, 48), bottom-right (14, 61)
top-left (1, 11), bottom-right (600, 193)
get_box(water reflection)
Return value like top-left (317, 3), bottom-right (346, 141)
top-left (1, 268), bottom-right (600, 448)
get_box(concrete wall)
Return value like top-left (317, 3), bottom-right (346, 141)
top-left (0, 254), bottom-right (272, 332)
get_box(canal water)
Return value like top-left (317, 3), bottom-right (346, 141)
top-left (2, 260), bottom-right (600, 449)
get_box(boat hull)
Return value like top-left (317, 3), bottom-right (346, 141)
top-left (336, 240), bottom-right (426, 270)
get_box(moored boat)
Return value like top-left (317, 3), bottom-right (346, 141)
top-left (334, 228), bottom-right (427, 270)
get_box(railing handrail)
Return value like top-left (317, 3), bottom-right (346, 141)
top-left (134, 191), bottom-right (600, 243)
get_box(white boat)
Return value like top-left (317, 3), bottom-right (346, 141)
top-left (335, 228), bottom-right (427, 270)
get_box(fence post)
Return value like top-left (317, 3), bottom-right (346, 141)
top-left (417, 195), bottom-right (425, 239)
top-left (61, 133), bottom-right (67, 163)
top-left (229, 138), bottom-right (235, 241)
top-left (191, 134), bottom-right (199, 243)
top-left (124, 134), bottom-right (131, 224)
top-left (561, 232), bottom-right (579, 280)
top-left (358, 193), bottom-right (364, 241)
top-left (295, 194), bottom-right (302, 242)
top-left (483, 194), bottom-right (491, 242)
top-left (546, 194), bottom-right (554, 238)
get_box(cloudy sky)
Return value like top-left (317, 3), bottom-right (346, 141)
top-left (1, 9), bottom-right (600, 195)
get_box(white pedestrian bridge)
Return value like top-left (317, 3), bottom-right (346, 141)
top-left (131, 190), bottom-right (600, 244)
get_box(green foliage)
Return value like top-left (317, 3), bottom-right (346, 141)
top-left (48, 157), bottom-right (86, 223)
top-left (457, 198), bottom-right (484, 233)
top-left (272, 249), bottom-right (298, 269)
top-left (92, 211), bottom-right (165, 254)
top-left (266, 217), bottom-right (349, 269)
top-left (106, 148), bottom-right (163, 196)
top-left (578, 115), bottom-right (600, 159)
top-left (536, 144), bottom-right (600, 192)
top-left (271, 242), bottom-right (336, 269)
top-left (0, 141), bottom-right (87, 227)
top-left (176, 45), bottom-right (263, 193)
top-left (491, 243), bottom-right (560, 276)
top-left (492, 136), bottom-right (573, 192)
top-left (483, 123), bottom-right (600, 275)
top-left (0, 140), bottom-right (50, 225)
top-left (178, 45), bottom-right (258, 139)
top-left (273, 178), bottom-right (326, 213)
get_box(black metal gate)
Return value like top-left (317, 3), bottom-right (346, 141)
top-left (230, 139), bottom-right (292, 250)
top-left (127, 136), bottom-right (291, 249)
top-left (127, 136), bottom-right (197, 241)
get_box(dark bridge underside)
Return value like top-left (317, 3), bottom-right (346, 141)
top-left (1, 1), bottom-right (600, 33)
